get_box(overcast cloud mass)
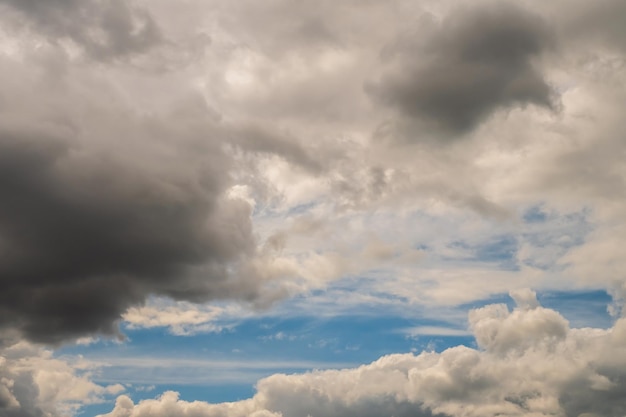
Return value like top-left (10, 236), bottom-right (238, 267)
top-left (1, 0), bottom-right (626, 416)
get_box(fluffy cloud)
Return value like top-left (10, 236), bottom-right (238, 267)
top-left (99, 292), bottom-right (626, 417)
top-left (0, 342), bottom-right (122, 417)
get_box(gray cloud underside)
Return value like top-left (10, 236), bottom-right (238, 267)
top-left (0, 128), bottom-right (261, 345)
top-left (0, 52), bottom-right (275, 344)
top-left (367, 3), bottom-right (555, 137)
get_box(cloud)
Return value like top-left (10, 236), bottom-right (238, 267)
top-left (0, 126), bottom-right (263, 344)
top-left (98, 291), bottom-right (626, 417)
top-left (403, 326), bottom-right (472, 338)
top-left (0, 50), bottom-right (283, 345)
top-left (541, 0), bottom-right (626, 54)
top-left (0, 342), bottom-right (122, 417)
top-left (2, 0), bottom-right (626, 414)
top-left (0, 0), bottom-right (162, 60)
top-left (366, 2), bottom-right (556, 137)
top-left (122, 299), bottom-right (242, 336)
top-left (226, 122), bottom-right (325, 173)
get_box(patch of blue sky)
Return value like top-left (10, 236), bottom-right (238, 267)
top-left (455, 289), bottom-right (613, 329)
top-left (440, 234), bottom-right (520, 271)
top-left (78, 402), bottom-right (119, 417)
top-left (537, 289), bottom-right (613, 329)
top-left (284, 201), bottom-right (319, 216)
top-left (518, 206), bottom-right (592, 270)
top-left (454, 292), bottom-right (518, 320)
top-left (428, 205), bottom-right (592, 272)
top-left (473, 234), bottom-right (519, 270)
top-left (522, 204), bottom-right (549, 223)
top-left (521, 205), bottom-right (591, 242)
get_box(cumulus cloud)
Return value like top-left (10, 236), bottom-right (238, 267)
top-left (99, 292), bottom-right (626, 417)
top-left (0, 342), bottom-right (122, 417)
top-left (366, 2), bottom-right (556, 137)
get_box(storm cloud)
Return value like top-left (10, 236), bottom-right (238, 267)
top-left (0, 133), bottom-right (260, 345)
top-left (0, 66), bottom-right (266, 345)
top-left (367, 3), bottom-right (555, 137)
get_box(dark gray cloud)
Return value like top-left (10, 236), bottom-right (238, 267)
top-left (227, 123), bottom-right (324, 173)
top-left (367, 3), bottom-right (555, 137)
top-left (560, 374), bottom-right (626, 417)
top-left (0, 116), bottom-right (261, 345)
top-left (0, 0), bottom-right (162, 60)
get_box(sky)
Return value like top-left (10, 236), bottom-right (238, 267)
top-left (0, 0), bottom-right (625, 416)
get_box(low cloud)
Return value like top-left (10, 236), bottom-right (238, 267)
top-left (0, 127), bottom-right (262, 345)
top-left (367, 3), bottom-right (556, 137)
top-left (0, 55), bottom-right (275, 345)
top-left (0, 342), bottom-right (122, 417)
top-left (122, 299), bottom-right (242, 336)
top-left (99, 291), bottom-right (626, 417)
top-left (0, 0), bottom-right (162, 60)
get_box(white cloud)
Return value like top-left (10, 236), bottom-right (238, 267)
top-left (0, 342), bottom-right (123, 417)
top-left (99, 292), bottom-right (626, 417)
top-left (122, 299), bottom-right (244, 336)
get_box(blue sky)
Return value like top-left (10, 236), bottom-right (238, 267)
top-left (1, 1), bottom-right (626, 417)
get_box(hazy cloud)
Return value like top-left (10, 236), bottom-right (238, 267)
top-left (0, 0), bottom-right (162, 60)
top-left (0, 127), bottom-right (264, 344)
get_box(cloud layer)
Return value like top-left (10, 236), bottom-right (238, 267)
top-left (1, 0), bottom-right (626, 415)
